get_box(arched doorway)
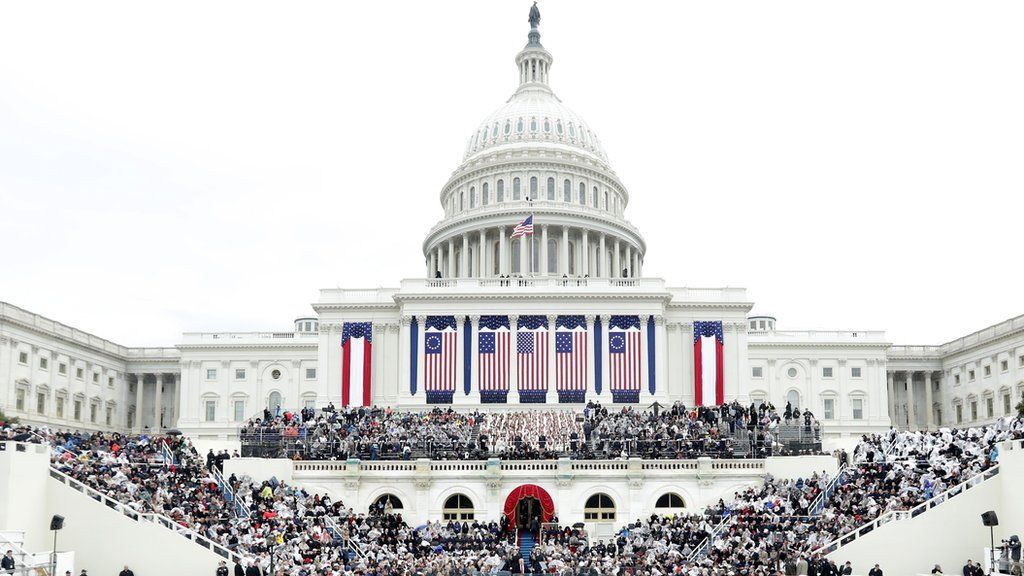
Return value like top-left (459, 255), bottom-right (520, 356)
top-left (268, 391), bottom-right (282, 414)
top-left (503, 484), bottom-right (554, 533)
top-left (371, 493), bottom-right (403, 515)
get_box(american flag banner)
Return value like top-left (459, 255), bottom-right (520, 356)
top-left (608, 315), bottom-right (641, 403)
top-left (341, 322), bottom-right (372, 407)
top-left (478, 315), bottom-right (510, 404)
top-left (693, 320), bottom-right (724, 407)
top-left (555, 315), bottom-right (587, 403)
top-left (516, 315), bottom-right (548, 403)
top-left (511, 215), bottom-right (534, 238)
top-left (424, 315), bottom-right (457, 404)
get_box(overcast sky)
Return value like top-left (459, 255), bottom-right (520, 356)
top-left (1, 1), bottom-right (1022, 347)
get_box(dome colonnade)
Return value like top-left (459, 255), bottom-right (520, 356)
top-left (422, 15), bottom-right (645, 280)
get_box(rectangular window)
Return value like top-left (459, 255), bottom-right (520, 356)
top-left (306, 368), bottom-right (317, 380)
top-left (970, 401), bottom-right (978, 421)
top-left (852, 398), bottom-right (864, 420)
top-left (36, 393), bottom-right (46, 414)
top-left (92, 372), bottom-right (99, 383)
top-left (233, 400), bottom-right (245, 422)
top-left (1005, 394), bottom-right (1012, 415)
top-left (969, 370), bottom-right (975, 381)
top-left (205, 401), bottom-right (216, 422)
top-left (108, 376), bottom-right (114, 387)
top-left (106, 407), bottom-right (113, 426)
top-left (822, 367), bottom-right (833, 378)
top-left (984, 365), bottom-right (992, 377)
top-left (206, 368), bottom-right (217, 380)
top-left (956, 404), bottom-right (963, 424)
top-left (76, 368), bottom-right (84, 380)
top-left (56, 398), bottom-right (64, 418)
top-left (1020, 354), bottom-right (1024, 367)
top-left (235, 368), bottom-right (246, 380)
top-left (59, 363), bottom-right (67, 375)
top-left (40, 357), bottom-right (48, 370)
top-left (18, 351), bottom-right (28, 364)
top-left (823, 398), bottom-right (835, 420)
top-left (304, 399), bottom-right (316, 410)
top-left (74, 401), bottom-right (82, 421)
top-left (986, 397), bottom-right (994, 418)
top-left (851, 367), bottom-right (862, 378)
top-left (90, 403), bottom-right (98, 423)
top-left (15, 389), bottom-right (25, 411)
top-left (955, 374), bottom-right (961, 385)
top-left (751, 366), bottom-right (763, 378)
top-left (1002, 360), bottom-right (1009, 372)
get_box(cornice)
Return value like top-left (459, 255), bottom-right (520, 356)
top-left (0, 316), bottom-right (130, 364)
top-left (748, 341), bottom-right (891, 350)
top-left (442, 156), bottom-right (628, 202)
top-left (392, 292), bottom-right (673, 304)
top-left (176, 342), bottom-right (319, 351)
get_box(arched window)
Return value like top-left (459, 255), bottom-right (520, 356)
top-left (530, 117), bottom-right (538, 132)
top-left (543, 118), bottom-right (551, 133)
top-left (604, 191), bottom-right (609, 210)
top-left (511, 242), bottom-right (521, 274)
top-left (513, 177), bottom-right (521, 201)
top-left (492, 122), bottom-right (500, 138)
top-left (547, 177), bottom-right (555, 201)
top-left (443, 494), bottom-right (475, 520)
top-left (268, 392), bottom-right (282, 414)
top-left (556, 120), bottom-right (564, 135)
top-left (563, 179), bottom-right (571, 202)
top-left (504, 120), bottom-right (511, 135)
top-left (655, 493), bottom-right (686, 509)
top-left (592, 186), bottom-right (598, 207)
top-left (786, 390), bottom-right (800, 409)
top-left (584, 493), bottom-right (615, 521)
top-left (516, 118), bottom-right (524, 134)
top-left (372, 494), bottom-right (403, 512)
top-left (579, 182), bottom-right (586, 205)
top-left (469, 187), bottom-right (476, 209)
top-left (547, 239), bottom-right (558, 273)
top-left (568, 122), bottom-right (576, 138)
top-left (481, 183), bottom-right (489, 206)
top-left (496, 179), bottom-right (504, 202)
top-left (459, 191), bottom-right (464, 212)
top-left (530, 177), bottom-right (538, 200)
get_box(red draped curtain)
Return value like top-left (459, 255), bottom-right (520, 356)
top-left (502, 484), bottom-right (555, 527)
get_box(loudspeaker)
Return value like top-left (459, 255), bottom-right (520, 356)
top-left (982, 511), bottom-right (999, 527)
top-left (49, 515), bottom-right (64, 531)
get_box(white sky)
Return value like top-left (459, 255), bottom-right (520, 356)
top-left (1, 1), bottom-right (1022, 347)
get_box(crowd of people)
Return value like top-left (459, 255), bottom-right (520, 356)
top-left (240, 401), bottom-right (820, 462)
top-left (3, 413), bottom-right (1023, 575)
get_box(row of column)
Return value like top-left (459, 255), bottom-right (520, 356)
top-left (887, 370), bottom-right (938, 430)
top-left (131, 372), bottom-right (180, 433)
top-left (426, 225), bottom-right (642, 279)
top-left (405, 314), bottom-right (672, 404)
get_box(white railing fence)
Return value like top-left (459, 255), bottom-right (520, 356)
top-left (809, 465), bottom-right (849, 515)
top-left (48, 467), bottom-right (246, 566)
top-left (686, 513), bottom-right (732, 562)
top-left (813, 464), bottom-right (1001, 556)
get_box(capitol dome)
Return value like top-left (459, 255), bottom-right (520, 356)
top-left (422, 11), bottom-right (646, 281)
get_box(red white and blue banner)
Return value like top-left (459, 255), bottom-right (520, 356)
top-left (608, 315), bottom-right (641, 403)
top-left (342, 322), bottom-right (372, 407)
top-left (694, 320), bottom-right (724, 406)
top-left (478, 315), bottom-right (511, 403)
top-left (555, 315), bottom-right (587, 403)
top-left (516, 315), bottom-right (548, 403)
top-left (425, 315), bottom-right (457, 404)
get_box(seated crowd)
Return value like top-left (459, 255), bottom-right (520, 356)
top-left (2, 415), bottom-right (1022, 575)
top-left (240, 401), bottom-right (817, 462)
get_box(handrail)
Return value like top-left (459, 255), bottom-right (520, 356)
top-left (325, 515), bottom-right (367, 560)
top-left (48, 466), bottom-right (246, 565)
top-left (686, 513), bottom-right (731, 562)
top-left (0, 532), bottom-right (36, 567)
top-left (809, 465), bottom-right (848, 515)
top-left (812, 464), bottom-right (1001, 556)
top-left (161, 440), bottom-right (174, 468)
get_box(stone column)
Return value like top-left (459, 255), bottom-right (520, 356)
top-left (924, 370), bottom-right (934, 429)
top-left (519, 236), bottom-right (528, 275)
top-left (461, 235), bottom-right (469, 278)
top-left (479, 230), bottom-right (487, 278)
top-left (613, 239), bottom-right (621, 278)
top-left (541, 225), bottom-right (549, 276)
top-left (499, 226), bottom-right (508, 276)
top-left (154, 373), bottom-right (163, 431)
top-left (886, 371), bottom-right (895, 425)
top-left (447, 238), bottom-right (456, 278)
top-left (906, 371), bottom-right (917, 430)
top-left (134, 374), bottom-right (144, 433)
top-left (560, 227), bottom-right (569, 275)
top-left (598, 234), bottom-right (606, 277)
top-left (581, 230), bottom-right (590, 276)
top-left (427, 249), bottom-right (434, 278)
top-left (172, 373), bottom-right (181, 428)
top-left (625, 245), bottom-right (632, 278)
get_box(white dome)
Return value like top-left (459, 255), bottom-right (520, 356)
top-left (463, 87), bottom-right (609, 164)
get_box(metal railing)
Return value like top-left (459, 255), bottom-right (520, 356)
top-left (686, 513), bottom-right (732, 562)
top-left (325, 515), bottom-right (367, 560)
top-left (812, 464), bottom-right (1001, 556)
top-left (48, 467), bottom-right (246, 566)
top-left (809, 465), bottom-right (849, 515)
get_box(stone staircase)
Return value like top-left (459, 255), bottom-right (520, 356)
top-left (519, 531), bottom-right (537, 570)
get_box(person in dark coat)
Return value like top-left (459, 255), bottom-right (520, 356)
top-left (216, 561), bottom-right (229, 576)
top-left (118, 567), bottom-right (135, 576)
top-left (868, 564), bottom-right (883, 576)
top-left (2, 550), bottom-right (15, 573)
top-left (245, 562), bottom-right (262, 576)
top-left (233, 561), bottom-right (244, 576)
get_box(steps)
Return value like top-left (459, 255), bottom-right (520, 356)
top-left (519, 531), bottom-right (537, 570)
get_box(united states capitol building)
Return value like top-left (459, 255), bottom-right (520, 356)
top-left (1, 9), bottom-right (1023, 447)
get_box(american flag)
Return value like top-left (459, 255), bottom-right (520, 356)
top-left (517, 330), bottom-right (548, 392)
top-left (555, 330), bottom-right (587, 393)
top-left (609, 330), bottom-right (641, 393)
top-left (478, 330), bottom-right (510, 392)
top-left (424, 330), bottom-right (456, 394)
top-left (510, 215), bottom-right (534, 238)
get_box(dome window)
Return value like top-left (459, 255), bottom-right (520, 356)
top-left (579, 182), bottom-right (586, 205)
top-left (492, 122), bottom-right (500, 138)
top-left (516, 118), bottom-right (524, 133)
top-left (546, 177), bottom-right (555, 201)
top-left (469, 186), bottom-right (476, 209)
top-left (530, 117), bottom-right (538, 132)
top-left (569, 123), bottom-right (576, 138)
top-left (513, 177), bottom-right (521, 200)
top-left (482, 183), bottom-right (489, 206)
top-left (504, 120), bottom-right (511, 135)
top-left (496, 179), bottom-right (504, 202)
top-left (592, 186), bottom-right (599, 208)
top-left (543, 118), bottom-right (551, 133)
top-left (530, 177), bottom-right (538, 200)
top-left (556, 120), bottom-right (563, 135)
top-left (563, 179), bottom-right (571, 202)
